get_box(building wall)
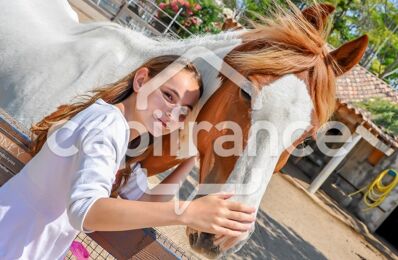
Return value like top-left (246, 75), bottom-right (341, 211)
top-left (335, 144), bottom-right (398, 232)
top-left (290, 109), bottom-right (398, 232)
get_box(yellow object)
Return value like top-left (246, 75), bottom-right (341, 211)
top-left (348, 169), bottom-right (398, 210)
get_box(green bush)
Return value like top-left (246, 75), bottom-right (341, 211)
top-left (356, 98), bottom-right (398, 136)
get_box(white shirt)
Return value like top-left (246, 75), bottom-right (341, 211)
top-left (0, 98), bottom-right (147, 259)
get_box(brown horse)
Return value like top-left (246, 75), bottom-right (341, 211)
top-left (120, 3), bottom-right (368, 257)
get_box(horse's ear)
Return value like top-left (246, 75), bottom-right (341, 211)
top-left (330, 35), bottom-right (369, 76)
top-left (301, 3), bottom-right (335, 32)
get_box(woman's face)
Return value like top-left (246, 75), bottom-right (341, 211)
top-left (133, 67), bottom-right (200, 137)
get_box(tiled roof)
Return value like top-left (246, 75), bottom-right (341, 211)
top-left (337, 66), bottom-right (398, 104)
top-left (335, 65), bottom-right (398, 148)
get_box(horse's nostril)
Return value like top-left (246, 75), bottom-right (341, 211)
top-left (189, 233), bottom-right (194, 246)
top-left (197, 232), bottom-right (214, 248)
top-left (189, 232), bottom-right (199, 247)
top-left (188, 232), bottom-right (221, 258)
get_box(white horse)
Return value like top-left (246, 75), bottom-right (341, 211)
top-left (0, 0), bottom-right (241, 127)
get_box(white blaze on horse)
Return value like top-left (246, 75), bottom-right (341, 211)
top-left (0, 0), bottom-right (368, 258)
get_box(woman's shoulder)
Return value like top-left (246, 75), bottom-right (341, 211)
top-left (66, 99), bottom-right (129, 145)
top-left (74, 99), bottom-right (127, 126)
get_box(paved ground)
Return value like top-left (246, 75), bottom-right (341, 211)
top-left (156, 167), bottom-right (396, 260)
top-left (233, 173), bottom-right (388, 260)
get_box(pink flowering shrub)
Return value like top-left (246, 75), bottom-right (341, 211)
top-left (156, 0), bottom-right (222, 37)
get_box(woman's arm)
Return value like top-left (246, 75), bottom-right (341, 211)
top-left (139, 156), bottom-right (197, 202)
top-left (84, 198), bottom-right (180, 231)
top-left (84, 193), bottom-right (256, 236)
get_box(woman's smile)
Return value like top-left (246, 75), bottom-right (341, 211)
top-left (153, 113), bottom-right (168, 128)
top-left (158, 118), bottom-right (167, 128)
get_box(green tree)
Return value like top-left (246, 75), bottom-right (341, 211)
top-left (356, 98), bottom-right (398, 135)
top-left (322, 0), bottom-right (398, 88)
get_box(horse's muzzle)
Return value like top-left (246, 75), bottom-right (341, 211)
top-left (186, 227), bottom-right (221, 258)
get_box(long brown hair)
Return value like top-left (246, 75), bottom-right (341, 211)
top-left (29, 55), bottom-right (203, 196)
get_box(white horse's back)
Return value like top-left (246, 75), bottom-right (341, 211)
top-left (0, 0), bottom-right (241, 128)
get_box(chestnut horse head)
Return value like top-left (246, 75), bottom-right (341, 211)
top-left (183, 3), bottom-right (368, 257)
top-left (196, 2), bottom-right (368, 184)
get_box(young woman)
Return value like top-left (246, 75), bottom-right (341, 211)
top-left (0, 55), bottom-right (255, 259)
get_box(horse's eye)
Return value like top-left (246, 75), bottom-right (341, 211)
top-left (303, 136), bottom-right (313, 145)
top-left (240, 88), bottom-right (251, 100)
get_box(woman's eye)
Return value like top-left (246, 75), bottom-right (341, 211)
top-left (162, 91), bottom-right (173, 102)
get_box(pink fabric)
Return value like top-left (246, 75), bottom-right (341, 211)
top-left (69, 241), bottom-right (90, 260)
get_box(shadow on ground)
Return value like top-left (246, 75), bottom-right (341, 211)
top-left (175, 169), bottom-right (327, 260)
top-left (229, 209), bottom-right (327, 260)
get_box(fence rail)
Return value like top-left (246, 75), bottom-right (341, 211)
top-left (84, 0), bottom-right (193, 39)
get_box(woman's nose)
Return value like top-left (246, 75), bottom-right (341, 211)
top-left (165, 111), bottom-right (172, 120)
top-left (166, 109), bottom-right (179, 123)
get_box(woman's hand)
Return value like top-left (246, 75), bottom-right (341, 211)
top-left (179, 193), bottom-right (256, 237)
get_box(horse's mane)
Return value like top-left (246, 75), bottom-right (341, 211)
top-left (171, 2), bottom-right (340, 158)
top-left (224, 2), bottom-right (339, 128)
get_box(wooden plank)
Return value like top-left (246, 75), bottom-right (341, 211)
top-left (0, 123), bottom-right (30, 151)
top-left (87, 229), bottom-right (178, 260)
top-left (0, 163), bottom-right (14, 187)
top-left (0, 108), bottom-right (31, 149)
top-left (0, 133), bottom-right (32, 164)
top-left (0, 130), bottom-right (32, 165)
top-left (0, 147), bottom-right (25, 174)
top-left (356, 125), bottom-right (395, 156)
top-left (0, 110), bottom-right (32, 184)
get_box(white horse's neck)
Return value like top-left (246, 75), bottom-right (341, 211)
top-left (219, 74), bottom-right (313, 255)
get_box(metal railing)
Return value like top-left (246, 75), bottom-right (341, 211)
top-left (85, 0), bottom-right (193, 39)
top-left (92, 0), bottom-right (123, 15)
